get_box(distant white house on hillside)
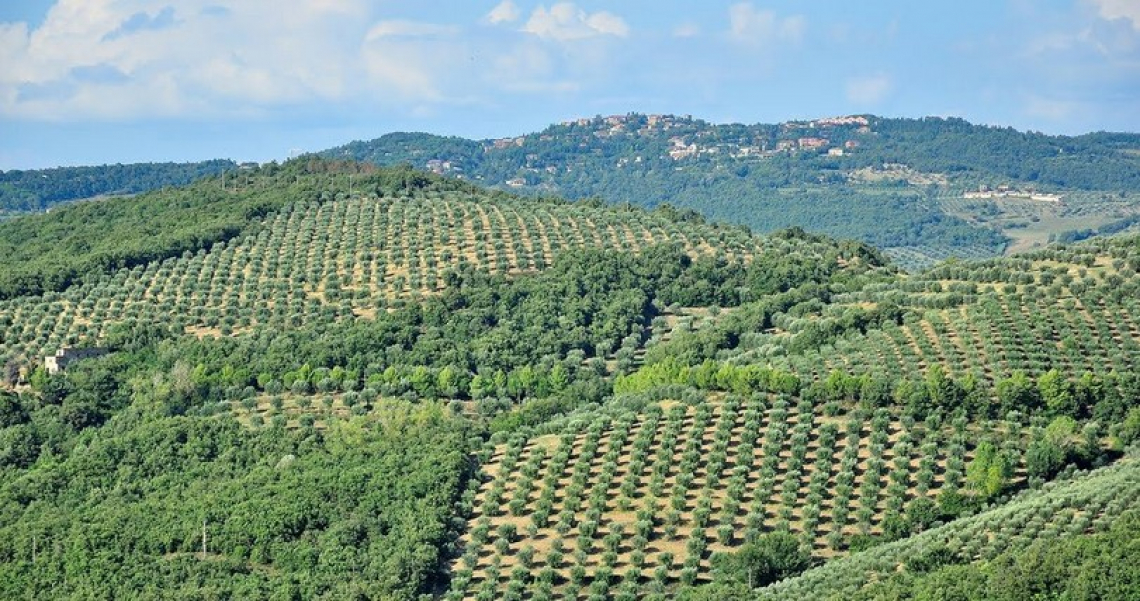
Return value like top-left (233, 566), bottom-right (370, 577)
top-left (44, 347), bottom-right (109, 375)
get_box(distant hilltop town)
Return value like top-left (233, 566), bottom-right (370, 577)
top-left (470, 113), bottom-right (873, 171)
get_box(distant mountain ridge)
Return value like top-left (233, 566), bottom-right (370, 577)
top-left (327, 114), bottom-right (1140, 193)
top-left (0, 159), bottom-right (237, 213)
top-left (321, 114), bottom-right (1140, 268)
top-left (5, 115), bottom-right (1140, 269)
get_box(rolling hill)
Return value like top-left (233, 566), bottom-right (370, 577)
top-left (446, 231), bottom-right (1140, 597)
top-left (0, 160), bottom-right (871, 368)
top-left (0, 158), bottom-right (1137, 600)
top-left (6, 115), bottom-right (1139, 272)
top-left (324, 114), bottom-right (1140, 269)
top-left (0, 159), bottom-right (236, 214)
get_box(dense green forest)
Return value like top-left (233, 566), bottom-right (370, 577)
top-left (0, 160), bottom-right (236, 213)
top-left (0, 385), bottom-right (474, 599)
top-left (861, 119), bottom-right (1140, 191)
top-left (1, 159), bottom-right (1138, 599)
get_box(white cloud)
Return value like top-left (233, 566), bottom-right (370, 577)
top-left (780, 15), bottom-right (806, 41)
top-left (366, 20), bottom-right (457, 40)
top-left (0, 0), bottom-right (631, 122)
top-left (487, 1), bottom-right (520, 25)
top-left (490, 39), bottom-right (555, 84)
top-left (1024, 95), bottom-right (1079, 121)
top-left (0, 22), bottom-right (32, 83)
top-left (522, 3), bottom-right (629, 41)
top-left (1021, 3), bottom-right (1140, 67)
top-left (673, 22), bottom-right (701, 38)
top-left (360, 42), bottom-right (444, 102)
top-left (0, 0), bottom-right (476, 120)
top-left (1089, 0), bottom-right (1140, 31)
top-left (846, 73), bottom-right (893, 105)
top-left (728, 3), bottom-right (805, 45)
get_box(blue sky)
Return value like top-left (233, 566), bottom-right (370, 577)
top-left (1, 0), bottom-right (1138, 169)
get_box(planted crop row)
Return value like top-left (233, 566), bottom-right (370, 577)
top-left (0, 192), bottom-right (764, 364)
top-left (758, 454), bottom-right (1140, 600)
top-left (449, 392), bottom-right (1027, 600)
top-left (732, 236), bottom-right (1140, 385)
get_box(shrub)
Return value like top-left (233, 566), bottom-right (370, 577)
top-left (709, 532), bottom-right (810, 589)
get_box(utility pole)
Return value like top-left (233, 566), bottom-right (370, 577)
top-left (201, 519), bottom-right (207, 560)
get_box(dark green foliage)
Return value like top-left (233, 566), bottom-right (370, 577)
top-left (709, 533), bottom-right (810, 589)
top-left (0, 407), bottom-right (474, 599)
top-left (0, 392), bottom-right (26, 428)
top-left (1121, 407), bottom-right (1140, 446)
top-left (996, 372), bottom-right (1043, 414)
top-left (904, 544), bottom-right (958, 574)
top-left (0, 423), bottom-right (38, 469)
top-left (621, 358), bottom-right (1133, 434)
top-left (850, 510), bottom-right (1140, 601)
top-left (1025, 439), bottom-right (1064, 479)
top-left (0, 160), bottom-right (236, 212)
top-left (862, 119), bottom-right (1140, 191)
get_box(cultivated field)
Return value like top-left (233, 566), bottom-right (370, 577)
top-left (0, 191), bottom-right (763, 364)
top-left (728, 237), bottom-right (1140, 384)
top-left (760, 454), bottom-right (1140, 600)
top-left (449, 391), bottom-right (1033, 600)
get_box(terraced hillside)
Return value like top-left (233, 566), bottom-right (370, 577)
top-left (0, 179), bottom-right (771, 366)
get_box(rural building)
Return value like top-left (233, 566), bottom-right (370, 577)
top-left (44, 347), bottom-right (109, 375)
